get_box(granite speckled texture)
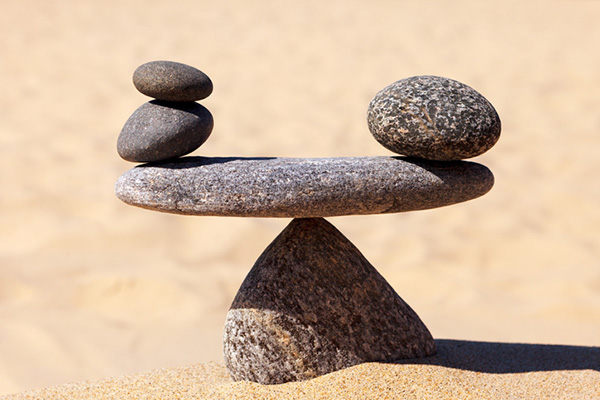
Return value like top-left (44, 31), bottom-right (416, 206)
top-left (117, 101), bottom-right (213, 162)
top-left (114, 156), bottom-right (493, 217)
top-left (133, 61), bottom-right (213, 102)
top-left (367, 76), bottom-right (501, 161)
top-left (223, 218), bottom-right (436, 384)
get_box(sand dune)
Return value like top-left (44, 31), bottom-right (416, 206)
top-left (1, 0), bottom-right (599, 396)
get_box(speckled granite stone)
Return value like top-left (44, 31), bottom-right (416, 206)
top-left (367, 76), bottom-right (501, 161)
top-left (133, 61), bottom-right (213, 102)
top-left (223, 218), bottom-right (436, 384)
top-left (114, 156), bottom-right (493, 217)
top-left (117, 101), bottom-right (213, 162)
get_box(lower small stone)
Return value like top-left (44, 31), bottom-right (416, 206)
top-left (117, 100), bottom-right (213, 163)
top-left (223, 218), bottom-right (436, 384)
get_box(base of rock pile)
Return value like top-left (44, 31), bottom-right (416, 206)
top-left (223, 218), bottom-right (436, 384)
top-left (4, 340), bottom-right (599, 400)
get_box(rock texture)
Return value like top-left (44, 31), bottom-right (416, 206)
top-left (115, 156), bottom-right (493, 217)
top-left (367, 76), bottom-right (501, 161)
top-left (117, 100), bottom-right (213, 162)
top-left (133, 61), bottom-right (213, 102)
top-left (223, 218), bottom-right (436, 384)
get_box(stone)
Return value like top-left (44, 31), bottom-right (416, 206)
top-left (223, 217), bottom-right (436, 384)
top-left (117, 100), bottom-right (213, 163)
top-left (133, 61), bottom-right (213, 102)
top-left (367, 75), bottom-right (501, 161)
top-left (114, 156), bottom-right (494, 217)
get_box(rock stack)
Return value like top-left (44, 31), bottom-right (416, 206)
top-left (117, 61), bottom-right (214, 163)
top-left (115, 68), bottom-right (500, 385)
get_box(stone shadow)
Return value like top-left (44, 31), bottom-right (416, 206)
top-left (394, 339), bottom-right (600, 373)
top-left (141, 156), bottom-right (278, 169)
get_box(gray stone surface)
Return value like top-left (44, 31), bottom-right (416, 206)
top-left (115, 156), bottom-right (493, 217)
top-left (117, 100), bottom-right (213, 162)
top-left (133, 60), bottom-right (213, 102)
top-left (367, 75), bottom-right (501, 161)
top-left (223, 217), bottom-right (436, 384)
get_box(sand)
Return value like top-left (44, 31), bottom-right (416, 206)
top-left (1, 0), bottom-right (599, 397)
top-left (3, 340), bottom-right (599, 399)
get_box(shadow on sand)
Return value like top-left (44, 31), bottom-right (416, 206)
top-left (394, 339), bottom-right (600, 373)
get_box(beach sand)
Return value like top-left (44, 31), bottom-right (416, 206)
top-left (3, 340), bottom-right (599, 399)
top-left (1, 0), bottom-right (599, 397)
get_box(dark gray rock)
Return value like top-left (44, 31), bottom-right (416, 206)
top-left (117, 100), bottom-right (213, 162)
top-left (133, 61), bottom-right (213, 102)
top-left (367, 76), bottom-right (501, 161)
top-left (223, 217), bottom-right (436, 384)
top-left (114, 156), bottom-right (493, 217)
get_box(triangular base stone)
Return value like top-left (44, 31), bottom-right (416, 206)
top-left (223, 218), bottom-right (436, 384)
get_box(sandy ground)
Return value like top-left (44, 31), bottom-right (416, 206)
top-left (3, 341), bottom-right (599, 399)
top-left (1, 0), bottom-right (599, 396)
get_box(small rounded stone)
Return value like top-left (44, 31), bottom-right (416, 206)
top-left (117, 100), bottom-right (213, 163)
top-left (367, 76), bottom-right (501, 161)
top-left (133, 61), bottom-right (213, 102)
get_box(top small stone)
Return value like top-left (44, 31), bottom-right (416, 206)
top-left (367, 76), bottom-right (501, 161)
top-left (133, 61), bottom-right (213, 102)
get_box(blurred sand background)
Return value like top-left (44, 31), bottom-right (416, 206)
top-left (1, 0), bottom-right (599, 395)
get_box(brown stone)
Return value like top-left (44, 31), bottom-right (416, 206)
top-left (223, 218), bottom-right (436, 384)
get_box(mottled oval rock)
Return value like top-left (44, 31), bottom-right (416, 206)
top-left (117, 100), bottom-right (213, 162)
top-left (224, 218), bottom-right (436, 384)
top-left (133, 61), bottom-right (213, 102)
top-left (115, 156), bottom-right (493, 217)
top-left (367, 76), bottom-right (501, 161)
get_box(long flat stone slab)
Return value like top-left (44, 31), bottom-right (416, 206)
top-left (115, 156), bottom-right (494, 218)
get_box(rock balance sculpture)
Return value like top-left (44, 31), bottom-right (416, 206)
top-left (115, 61), bottom-right (500, 385)
top-left (117, 61), bottom-right (214, 163)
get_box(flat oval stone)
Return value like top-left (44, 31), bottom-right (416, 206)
top-left (367, 76), bottom-right (501, 161)
top-left (114, 156), bottom-right (494, 217)
top-left (117, 101), bottom-right (213, 162)
top-left (133, 61), bottom-right (213, 102)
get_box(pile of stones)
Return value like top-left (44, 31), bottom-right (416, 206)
top-left (115, 61), bottom-right (501, 385)
top-left (117, 61), bottom-right (214, 163)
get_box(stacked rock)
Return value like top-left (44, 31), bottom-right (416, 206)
top-left (367, 75), bottom-right (501, 161)
top-left (115, 72), bottom-right (500, 385)
top-left (117, 61), bottom-right (214, 163)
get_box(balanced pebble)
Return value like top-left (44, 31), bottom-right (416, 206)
top-left (117, 100), bottom-right (213, 162)
top-left (367, 76), bottom-right (501, 161)
top-left (133, 61), bottom-right (213, 102)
